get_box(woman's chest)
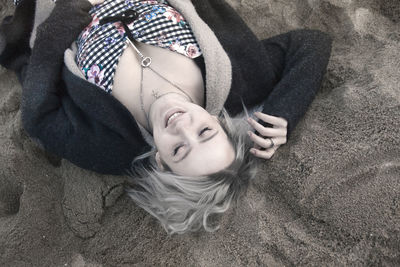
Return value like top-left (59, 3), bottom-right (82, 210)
top-left (111, 41), bottom-right (205, 125)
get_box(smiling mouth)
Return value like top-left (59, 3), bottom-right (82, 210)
top-left (165, 110), bottom-right (185, 128)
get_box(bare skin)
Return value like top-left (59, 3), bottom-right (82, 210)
top-left (112, 40), bottom-right (204, 132)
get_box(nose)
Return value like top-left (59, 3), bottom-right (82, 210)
top-left (174, 112), bottom-right (191, 129)
top-left (171, 113), bottom-right (194, 136)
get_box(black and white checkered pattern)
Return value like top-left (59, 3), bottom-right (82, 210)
top-left (76, 0), bottom-right (202, 93)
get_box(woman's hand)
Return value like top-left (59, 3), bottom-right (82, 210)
top-left (88, 0), bottom-right (105, 6)
top-left (247, 112), bottom-right (287, 159)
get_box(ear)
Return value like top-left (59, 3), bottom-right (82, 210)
top-left (155, 151), bottom-right (165, 171)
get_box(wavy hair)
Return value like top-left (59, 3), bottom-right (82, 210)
top-left (126, 108), bottom-right (258, 235)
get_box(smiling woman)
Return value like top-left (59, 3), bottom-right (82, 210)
top-left (150, 94), bottom-right (235, 176)
top-left (128, 108), bottom-right (257, 234)
top-left (0, 0), bottom-right (332, 234)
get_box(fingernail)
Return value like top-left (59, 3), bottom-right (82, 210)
top-left (250, 149), bottom-right (255, 154)
top-left (247, 117), bottom-right (252, 123)
top-left (247, 131), bottom-right (252, 137)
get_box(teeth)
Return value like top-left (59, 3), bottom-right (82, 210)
top-left (167, 112), bottom-right (183, 126)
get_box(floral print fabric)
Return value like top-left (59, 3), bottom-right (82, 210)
top-left (75, 0), bottom-right (202, 92)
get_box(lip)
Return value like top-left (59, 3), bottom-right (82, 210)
top-left (164, 108), bottom-right (186, 128)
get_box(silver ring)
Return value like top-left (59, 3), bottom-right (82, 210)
top-left (269, 138), bottom-right (274, 148)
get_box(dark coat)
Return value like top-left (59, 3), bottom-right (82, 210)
top-left (0, 0), bottom-right (332, 175)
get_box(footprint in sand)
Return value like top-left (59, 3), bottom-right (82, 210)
top-left (0, 176), bottom-right (23, 218)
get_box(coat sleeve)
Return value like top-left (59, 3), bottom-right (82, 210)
top-left (21, 0), bottom-right (145, 175)
top-left (22, 0), bottom-right (93, 130)
top-left (259, 29), bottom-right (333, 136)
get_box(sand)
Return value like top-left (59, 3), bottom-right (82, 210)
top-left (0, 0), bottom-right (399, 266)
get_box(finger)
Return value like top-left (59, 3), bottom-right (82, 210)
top-left (247, 117), bottom-right (287, 137)
top-left (254, 112), bottom-right (287, 128)
top-left (248, 133), bottom-right (287, 149)
top-left (250, 145), bottom-right (279, 160)
top-left (249, 132), bottom-right (273, 148)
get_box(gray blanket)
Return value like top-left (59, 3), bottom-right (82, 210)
top-left (0, 0), bottom-right (399, 265)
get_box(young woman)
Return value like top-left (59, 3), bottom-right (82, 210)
top-left (0, 0), bottom-right (332, 233)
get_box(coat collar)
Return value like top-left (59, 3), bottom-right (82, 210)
top-left (167, 0), bottom-right (232, 115)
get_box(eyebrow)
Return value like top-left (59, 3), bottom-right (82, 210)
top-left (174, 130), bottom-right (220, 163)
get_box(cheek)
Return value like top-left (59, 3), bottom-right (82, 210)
top-left (153, 131), bottom-right (163, 148)
top-left (153, 132), bottom-right (172, 155)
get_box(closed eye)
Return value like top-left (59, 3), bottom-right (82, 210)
top-left (199, 127), bottom-right (211, 136)
top-left (173, 144), bottom-right (184, 156)
top-left (174, 130), bottom-right (220, 163)
top-left (173, 127), bottom-right (212, 155)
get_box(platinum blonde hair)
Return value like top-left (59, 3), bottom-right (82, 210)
top-left (126, 108), bottom-right (258, 235)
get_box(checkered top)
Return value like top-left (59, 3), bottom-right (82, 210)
top-left (75, 0), bottom-right (202, 93)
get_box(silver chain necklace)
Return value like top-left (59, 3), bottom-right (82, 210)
top-left (126, 38), bottom-right (194, 130)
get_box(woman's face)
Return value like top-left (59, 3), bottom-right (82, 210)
top-left (149, 94), bottom-right (235, 176)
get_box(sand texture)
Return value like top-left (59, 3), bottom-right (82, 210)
top-left (0, 0), bottom-right (399, 266)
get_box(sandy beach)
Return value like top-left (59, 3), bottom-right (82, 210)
top-left (0, 0), bottom-right (399, 265)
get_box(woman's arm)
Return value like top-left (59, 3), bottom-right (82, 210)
top-left (246, 30), bottom-right (332, 159)
top-left (22, 0), bottom-right (93, 139)
top-left (258, 29), bottom-right (333, 136)
top-left (20, 0), bottom-right (146, 174)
